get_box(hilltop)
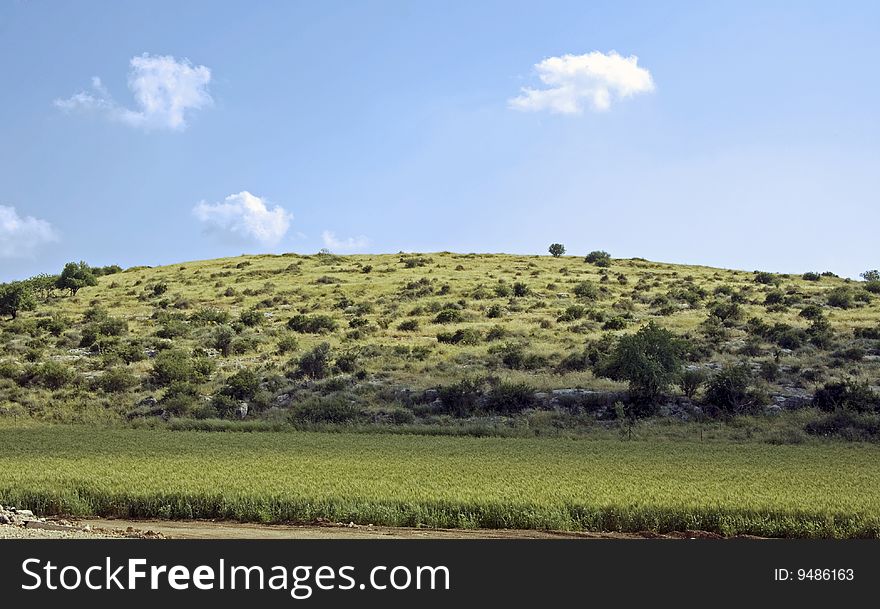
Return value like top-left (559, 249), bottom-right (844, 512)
top-left (1, 251), bottom-right (878, 436)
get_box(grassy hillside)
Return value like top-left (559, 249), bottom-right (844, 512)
top-left (1, 252), bottom-right (878, 430)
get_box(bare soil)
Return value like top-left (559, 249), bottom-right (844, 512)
top-left (75, 518), bottom-right (739, 540)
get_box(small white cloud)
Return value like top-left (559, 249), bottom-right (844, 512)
top-left (55, 53), bottom-right (212, 131)
top-left (193, 192), bottom-right (292, 246)
top-left (0, 205), bottom-right (58, 258)
top-left (509, 51), bottom-right (654, 114)
top-left (321, 231), bottom-right (369, 252)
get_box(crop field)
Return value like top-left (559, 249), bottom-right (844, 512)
top-left (2, 425), bottom-right (879, 538)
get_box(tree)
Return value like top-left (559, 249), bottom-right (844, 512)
top-left (548, 243), bottom-right (566, 258)
top-left (584, 250), bottom-right (611, 267)
top-left (861, 270), bottom-right (880, 282)
top-left (597, 322), bottom-right (685, 409)
top-left (0, 282), bottom-right (36, 320)
top-left (25, 273), bottom-right (60, 300)
top-left (56, 261), bottom-right (97, 296)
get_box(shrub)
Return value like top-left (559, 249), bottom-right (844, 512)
top-left (220, 369), bottom-right (261, 401)
top-left (704, 364), bottom-right (756, 414)
top-left (486, 304), bottom-right (505, 318)
top-left (864, 281), bottom-right (880, 295)
top-left (437, 328), bottom-right (482, 345)
top-left (708, 301), bottom-right (742, 325)
top-left (548, 243), bottom-right (566, 257)
top-left (763, 290), bottom-right (785, 306)
top-left (496, 343), bottom-right (548, 370)
top-left (275, 335), bottom-right (299, 354)
top-left (813, 380), bottom-right (879, 413)
top-left (151, 349), bottom-right (212, 386)
top-left (804, 411), bottom-right (880, 441)
top-left (31, 361), bottom-right (75, 390)
top-left (239, 309), bottom-right (265, 327)
top-left (512, 282), bottom-right (530, 297)
top-left (334, 351), bottom-right (359, 374)
top-left (597, 322), bottom-right (685, 405)
top-left (572, 281), bottom-right (599, 300)
top-left (189, 307), bottom-right (231, 325)
top-left (754, 271), bottom-right (780, 286)
top-left (437, 378), bottom-right (483, 417)
top-left (484, 381), bottom-right (537, 414)
top-left (558, 305), bottom-right (588, 322)
top-left (98, 367), bottom-right (136, 393)
top-left (799, 304), bottom-right (823, 320)
top-left (292, 396), bottom-right (361, 424)
top-left (584, 251), bottom-right (611, 267)
top-left (434, 308), bottom-right (463, 324)
top-left (802, 272), bottom-right (821, 282)
top-left (159, 382), bottom-right (202, 417)
top-left (493, 283), bottom-right (512, 298)
top-left (287, 314), bottom-right (338, 333)
top-left (210, 325), bottom-right (237, 356)
top-left (602, 316), bottom-right (627, 331)
top-left (826, 287), bottom-right (854, 309)
top-left (861, 270), bottom-right (880, 282)
top-left (679, 368), bottom-right (707, 399)
top-left (397, 319), bottom-right (420, 332)
top-left (297, 343), bottom-right (332, 379)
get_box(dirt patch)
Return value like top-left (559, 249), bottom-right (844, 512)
top-left (73, 518), bottom-right (749, 540)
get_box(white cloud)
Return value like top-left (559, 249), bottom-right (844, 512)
top-left (321, 231), bottom-right (369, 252)
top-left (0, 205), bottom-right (58, 258)
top-left (193, 192), bottom-right (292, 246)
top-left (509, 51), bottom-right (654, 114)
top-left (55, 53), bottom-right (212, 131)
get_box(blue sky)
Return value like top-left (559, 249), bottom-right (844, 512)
top-left (1, 0), bottom-right (878, 282)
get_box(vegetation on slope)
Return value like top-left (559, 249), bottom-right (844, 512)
top-left (0, 251), bottom-right (878, 438)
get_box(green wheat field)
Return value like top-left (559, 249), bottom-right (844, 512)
top-left (2, 424), bottom-right (879, 538)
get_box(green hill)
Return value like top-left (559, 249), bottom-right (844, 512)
top-left (1, 251), bottom-right (878, 431)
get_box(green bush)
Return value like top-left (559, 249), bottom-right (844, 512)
top-left (573, 281), bottom-right (599, 300)
top-left (297, 343), bottom-right (332, 379)
top-left (484, 381), bottom-right (537, 414)
top-left (397, 319), bottom-right (420, 332)
top-left (434, 308), bottom-right (463, 324)
top-left (597, 322), bottom-right (685, 405)
top-left (159, 382), bottom-right (203, 417)
top-left (704, 364), bottom-right (757, 415)
top-left (239, 309), bottom-right (265, 327)
top-left (584, 251), bottom-right (611, 267)
top-left (512, 282), bottom-right (530, 297)
top-left (287, 314), bottom-right (338, 333)
top-left (679, 368), bottom-right (707, 399)
top-left (813, 380), bottom-right (879, 413)
top-left (437, 328), bottom-right (482, 345)
top-left (220, 369), bottom-right (261, 401)
top-left (291, 396), bottom-right (361, 424)
top-left (98, 367), bottom-right (136, 393)
top-left (437, 378), bottom-right (483, 417)
top-left (151, 349), bottom-right (213, 386)
top-left (31, 361), bottom-right (75, 390)
top-left (753, 271), bottom-right (780, 286)
top-left (804, 411), bottom-right (880, 442)
top-left (827, 287), bottom-right (854, 309)
top-left (801, 272), bottom-right (821, 282)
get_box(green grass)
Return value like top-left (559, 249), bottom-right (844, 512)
top-left (2, 424), bottom-right (879, 538)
